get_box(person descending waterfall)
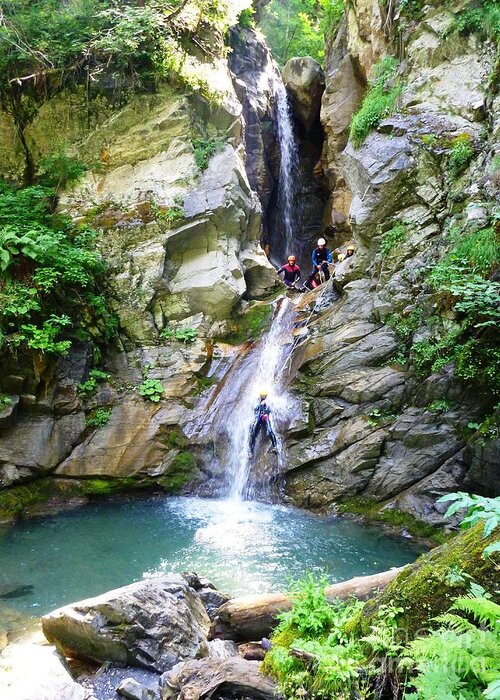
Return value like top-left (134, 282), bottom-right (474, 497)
top-left (277, 255), bottom-right (301, 289)
top-left (346, 244), bottom-right (356, 258)
top-left (305, 238), bottom-right (333, 289)
top-left (249, 389), bottom-right (278, 455)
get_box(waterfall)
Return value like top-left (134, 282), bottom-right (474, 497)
top-left (274, 80), bottom-right (300, 258)
top-left (206, 298), bottom-right (300, 501)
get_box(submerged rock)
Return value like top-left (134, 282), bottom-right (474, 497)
top-left (42, 575), bottom-right (211, 673)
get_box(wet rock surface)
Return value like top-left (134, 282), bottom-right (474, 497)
top-left (42, 575), bottom-right (211, 673)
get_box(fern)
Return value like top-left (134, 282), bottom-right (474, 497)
top-left (403, 595), bottom-right (500, 698)
top-left (451, 597), bottom-right (500, 631)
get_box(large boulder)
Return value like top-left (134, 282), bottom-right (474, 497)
top-left (283, 57), bottom-right (325, 131)
top-left (42, 575), bottom-right (211, 673)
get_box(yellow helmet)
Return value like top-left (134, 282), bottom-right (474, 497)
top-left (338, 253), bottom-right (346, 262)
top-left (259, 388), bottom-right (268, 398)
top-left (346, 245), bottom-right (355, 252)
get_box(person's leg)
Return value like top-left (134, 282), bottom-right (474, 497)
top-left (322, 262), bottom-right (330, 281)
top-left (249, 421), bottom-right (261, 453)
top-left (265, 420), bottom-right (278, 448)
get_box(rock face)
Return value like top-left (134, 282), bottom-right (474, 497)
top-left (283, 0), bottom-right (500, 523)
top-left (283, 57), bottom-right (325, 131)
top-left (42, 575), bottom-right (211, 673)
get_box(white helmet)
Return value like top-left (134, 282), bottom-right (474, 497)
top-left (317, 238), bottom-right (326, 246)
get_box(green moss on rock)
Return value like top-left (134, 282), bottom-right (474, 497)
top-left (159, 451), bottom-right (197, 494)
top-left (358, 525), bottom-right (498, 638)
top-left (223, 303), bottom-right (273, 344)
top-left (336, 498), bottom-right (446, 542)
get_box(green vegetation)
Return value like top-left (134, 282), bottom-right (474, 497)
top-left (0, 0), bottom-right (231, 180)
top-left (38, 152), bottom-right (87, 191)
top-left (411, 226), bottom-right (500, 394)
top-left (0, 393), bottom-right (12, 408)
top-left (224, 303), bottom-right (273, 344)
top-left (381, 222), bottom-right (407, 258)
top-left (139, 378), bottom-right (164, 402)
top-left (159, 450), bottom-right (197, 493)
top-left (259, 0), bottom-right (345, 66)
top-left (86, 407), bottom-right (112, 429)
top-left (439, 492), bottom-right (500, 558)
top-left (466, 405), bottom-right (500, 444)
top-left (446, 0), bottom-right (500, 46)
top-left (350, 56), bottom-right (401, 148)
top-left (78, 369), bottom-right (111, 396)
top-left (0, 182), bottom-right (116, 355)
top-left (447, 134), bottom-right (474, 177)
top-left (191, 137), bottom-right (225, 171)
top-left (427, 399), bottom-right (451, 413)
top-left (337, 498), bottom-right (443, 541)
top-left (386, 310), bottom-right (420, 342)
top-left (161, 327), bottom-right (198, 343)
top-left (264, 499), bottom-right (498, 700)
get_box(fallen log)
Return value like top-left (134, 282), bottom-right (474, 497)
top-left (210, 567), bottom-right (405, 642)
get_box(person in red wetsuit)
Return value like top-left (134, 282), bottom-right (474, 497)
top-left (277, 255), bottom-right (301, 288)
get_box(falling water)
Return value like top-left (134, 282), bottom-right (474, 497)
top-left (274, 81), bottom-right (300, 256)
top-left (206, 298), bottom-right (300, 501)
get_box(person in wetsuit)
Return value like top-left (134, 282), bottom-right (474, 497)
top-left (249, 389), bottom-right (278, 454)
top-left (306, 238), bottom-right (333, 289)
top-left (277, 255), bottom-right (301, 288)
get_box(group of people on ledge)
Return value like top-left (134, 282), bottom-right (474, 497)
top-left (276, 238), bottom-right (356, 291)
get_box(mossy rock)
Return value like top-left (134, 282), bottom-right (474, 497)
top-left (79, 477), bottom-right (155, 496)
top-left (336, 497), bottom-right (446, 543)
top-left (0, 479), bottom-right (63, 522)
top-left (358, 525), bottom-right (498, 638)
top-left (222, 303), bottom-right (274, 345)
top-left (158, 451), bottom-right (197, 494)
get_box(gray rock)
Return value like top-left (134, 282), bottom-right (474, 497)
top-left (117, 677), bottom-right (158, 700)
top-left (42, 575), bottom-right (211, 673)
top-left (283, 57), bottom-right (325, 130)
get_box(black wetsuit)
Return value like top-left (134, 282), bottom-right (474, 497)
top-left (306, 246), bottom-right (333, 287)
top-left (249, 399), bottom-right (278, 452)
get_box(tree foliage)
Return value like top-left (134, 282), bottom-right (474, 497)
top-left (0, 181), bottom-right (116, 354)
top-left (259, 0), bottom-right (345, 66)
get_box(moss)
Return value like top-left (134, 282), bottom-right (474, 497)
top-left (0, 478), bottom-right (59, 521)
top-left (358, 525), bottom-right (498, 638)
top-left (159, 451), bottom-right (197, 494)
top-left (79, 477), bottom-right (153, 495)
top-left (337, 498), bottom-right (446, 543)
top-left (164, 429), bottom-right (188, 450)
top-left (222, 303), bottom-right (273, 345)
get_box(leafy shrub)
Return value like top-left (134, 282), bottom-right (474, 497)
top-left (438, 492), bottom-right (500, 558)
top-left (139, 378), bottom-right (164, 402)
top-left (0, 394), bottom-right (12, 408)
top-left (0, 182), bottom-right (115, 355)
top-left (381, 222), bottom-right (408, 258)
top-left (86, 407), bottom-right (112, 429)
top-left (386, 310), bottom-right (420, 342)
top-left (427, 399), bottom-right (451, 413)
top-left (350, 56), bottom-right (401, 148)
top-left (259, 0), bottom-right (345, 66)
top-left (38, 151), bottom-right (87, 189)
top-left (446, 0), bottom-right (500, 45)
top-left (447, 134), bottom-right (474, 177)
top-left (412, 226), bottom-right (500, 393)
top-left (238, 7), bottom-right (255, 29)
top-left (78, 368), bottom-right (110, 396)
top-left (161, 327), bottom-right (198, 343)
top-left (191, 137), bottom-right (225, 171)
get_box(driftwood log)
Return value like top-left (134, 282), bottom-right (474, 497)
top-left (210, 567), bottom-right (405, 641)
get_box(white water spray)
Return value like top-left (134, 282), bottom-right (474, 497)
top-left (207, 299), bottom-right (300, 501)
top-left (274, 81), bottom-right (299, 256)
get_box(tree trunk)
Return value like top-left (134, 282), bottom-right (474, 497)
top-left (210, 567), bottom-right (405, 641)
